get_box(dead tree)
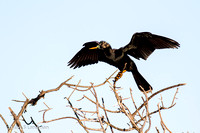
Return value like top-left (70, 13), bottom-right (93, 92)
top-left (0, 70), bottom-right (186, 133)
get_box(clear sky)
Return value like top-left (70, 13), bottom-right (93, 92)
top-left (0, 0), bottom-right (199, 132)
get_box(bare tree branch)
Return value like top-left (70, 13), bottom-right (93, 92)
top-left (1, 70), bottom-right (186, 132)
top-left (0, 114), bottom-right (9, 130)
top-left (8, 98), bottom-right (29, 133)
top-left (102, 98), bottom-right (114, 133)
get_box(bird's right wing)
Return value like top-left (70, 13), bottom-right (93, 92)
top-left (68, 41), bottom-right (101, 69)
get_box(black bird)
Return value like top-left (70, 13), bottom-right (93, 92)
top-left (68, 32), bottom-right (180, 92)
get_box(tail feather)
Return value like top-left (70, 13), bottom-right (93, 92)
top-left (132, 70), bottom-right (153, 92)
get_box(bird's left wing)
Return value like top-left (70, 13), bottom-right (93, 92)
top-left (68, 41), bottom-right (100, 69)
top-left (122, 32), bottom-right (180, 60)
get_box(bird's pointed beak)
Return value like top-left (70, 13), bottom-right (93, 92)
top-left (89, 46), bottom-right (98, 49)
top-left (89, 45), bottom-right (100, 50)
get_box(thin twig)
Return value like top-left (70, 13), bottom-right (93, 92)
top-left (102, 98), bottom-right (114, 133)
top-left (0, 114), bottom-right (9, 130)
top-left (130, 88), bottom-right (143, 120)
top-left (8, 107), bottom-right (24, 133)
top-left (139, 86), bottom-right (148, 132)
top-left (29, 71), bottom-right (117, 106)
top-left (67, 80), bottom-right (81, 100)
top-left (83, 95), bottom-right (121, 113)
top-left (8, 98), bottom-right (29, 133)
top-left (132, 83), bottom-right (186, 117)
top-left (171, 88), bottom-right (179, 105)
top-left (91, 83), bottom-right (106, 132)
top-left (157, 103), bottom-right (172, 133)
top-left (22, 115), bottom-right (41, 133)
top-left (155, 127), bottom-right (160, 133)
top-left (113, 82), bottom-right (139, 131)
top-left (68, 99), bottom-right (89, 133)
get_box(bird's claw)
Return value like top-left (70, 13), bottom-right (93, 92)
top-left (113, 70), bottom-right (126, 83)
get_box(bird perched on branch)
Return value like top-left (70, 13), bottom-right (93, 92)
top-left (68, 32), bottom-right (180, 92)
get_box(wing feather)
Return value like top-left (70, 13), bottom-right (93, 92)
top-left (68, 41), bottom-right (100, 69)
top-left (123, 32), bottom-right (180, 60)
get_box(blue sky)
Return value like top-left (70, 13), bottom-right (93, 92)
top-left (0, 0), bottom-right (199, 132)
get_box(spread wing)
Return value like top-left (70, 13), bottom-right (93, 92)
top-left (68, 41), bottom-right (101, 69)
top-left (123, 32), bottom-right (180, 60)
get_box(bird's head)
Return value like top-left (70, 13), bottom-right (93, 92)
top-left (89, 41), bottom-right (111, 50)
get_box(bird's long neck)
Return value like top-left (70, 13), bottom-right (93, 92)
top-left (103, 48), bottom-right (112, 56)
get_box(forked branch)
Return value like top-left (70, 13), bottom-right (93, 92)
top-left (1, 70), bottom-right (185, 133)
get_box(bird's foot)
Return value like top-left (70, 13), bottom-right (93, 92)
top-left (113, 70), bottom-right (126, 83)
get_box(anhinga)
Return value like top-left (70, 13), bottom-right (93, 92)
top-left (68, 32), bottom-right (180, 92)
